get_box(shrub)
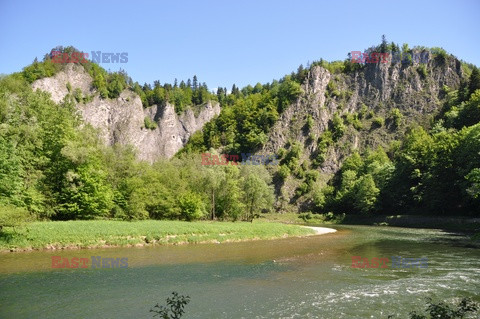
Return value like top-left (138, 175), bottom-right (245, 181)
top-left (0, 205), bottom-right (31, 232)
top-left (389, 108), bottom-right (403, 127)
top-left (178, 192), bottom-right (207, 221)
top-left (372, 116), bottom-right (384, 128)
top-left (150, 292), bottom-right (191, 319)
top-left (431, 47), bottom-right (448, 63)
top-left (306, 115), bottom-right (314, 130)
top-left (144, 117), bottom-right (158, 130)
top-left (417, 65), bottom-right (428, 79)
top-left (73, 88), bottom-right (83, 103)
top-left (278, 164), bottom-right (291, 180)
top-left (400, 297), bottom-right (478, 319)
top-left (330, 114), bottom-right (345, 141)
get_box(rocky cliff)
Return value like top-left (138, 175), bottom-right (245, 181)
top-left (32, 64), bottom-right (220, 161)
top-left (260, 52), bottom-right (465, 208)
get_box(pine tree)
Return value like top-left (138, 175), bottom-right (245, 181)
top-left (192, 75), bottom-right (198, 90)
top-left (380, 35), bottom-right (388, 53)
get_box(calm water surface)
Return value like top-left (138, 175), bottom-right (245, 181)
top-left (0, 225), bottom-right (479, 318)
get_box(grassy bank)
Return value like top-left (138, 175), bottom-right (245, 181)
top-left (0, 220), bottom-right (316, 252)
top-left (260, 212), bottom-right (343, 225)
top-left (341, 214), bottom-right (480, 233)
top-left (260, 212), bottom-right (480, 232)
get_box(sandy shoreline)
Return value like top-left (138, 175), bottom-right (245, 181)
top-left (303, 226), bottom-right (337, 235)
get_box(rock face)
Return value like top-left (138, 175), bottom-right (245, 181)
top-left (260, 53), bottom-right (465, 209)
top-left (32, 64), bottom-right (220, 161)
top-left (263, 54), bottom-right (464, 173)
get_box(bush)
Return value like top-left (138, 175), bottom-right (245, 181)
top-left (144, 117), bottom-right (158, 130)
top-left (372, 116), bottom-right (385, 128)
top-left (178, 192), bottom-right (207, 221)
top-left (150, 292), bottom-right (190, 319)
top-left (431, 47), bottom-right (448, 63)
top-left (389, 108), bottom-right (403, 127)
top-left (73, 88), bottom-right (83, 103)
top-left (0, 205), bottom-right (31, 231)
top-left (417, 65), bottom-right (428, 79)
top-left (306, 115), bottom-right (314, 130)
top-left (278, 164), bottom-right (291, 180)
top-left (400, 297), bottom-right (478, 319)
top-left (330, 114), bottom-right (345, 141)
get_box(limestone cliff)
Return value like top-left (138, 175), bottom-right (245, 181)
top-left (32, 64), bottom-right (220, 161)
top-left (259, 52), bottom-right (465, 209)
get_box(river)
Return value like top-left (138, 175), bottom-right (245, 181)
top-left (0, 225), bottom-right (479, 318)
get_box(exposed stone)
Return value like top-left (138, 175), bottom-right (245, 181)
top-left (32, 64), bottom-right (220, 162)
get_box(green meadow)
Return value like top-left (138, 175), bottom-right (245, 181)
top-left (0, 220), bottom-right (315, 251)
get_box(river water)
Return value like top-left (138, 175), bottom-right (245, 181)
top-left (0, 225), bottom-right (479, 318)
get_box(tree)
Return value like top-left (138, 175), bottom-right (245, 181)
top-left (54, 129), bottom-right (114, 220)
top-left (466, 168), bottom-right (480, 199)
top-left (241, 166), bottom-right (274, 221)
top-left (468, 67), bottom-right (480, 98)
top-left (201, 164), bottom-right (225, 220)
top-left (178, 191), bottom-right (207, 221)
top-left (216, 165), bottom-right (244, 220)
top-left (330, 114), bottom-right (345, 141)
top-left (380, 34), bottom-right (388, 53)
top-left (192, 75), bottom-right (198, 90)
top-left (352, 174), bottom-right (379, 214)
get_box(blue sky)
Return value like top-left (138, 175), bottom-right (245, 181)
top-left (0, 0), bottom-right (478, 90)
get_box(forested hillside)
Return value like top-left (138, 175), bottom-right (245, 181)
top-left (1, 40), bottom-right (479, 228)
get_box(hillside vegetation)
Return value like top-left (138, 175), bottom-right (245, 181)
top-left (1, 39), bottom-right (479, 229)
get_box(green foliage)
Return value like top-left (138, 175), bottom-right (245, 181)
top-left (280, 142), bottom-right (303, 174)
top-left (468, 67), bottom-right (480, 98)
top-left (466, 168), bottom-right (480, 199)
top-left (306, 114), bottom-right (314, 130)
top-left (0, 205), bottom-right (31, 231)
top-left (431, 47), bottom-right (448, 64)
top-left (330, 114), bottom-right (345, 140)
top-left (445, 89), bottom-right (480, 129)
top-left (417, 64), bottom-right (428, 79)
top-left (73, 88), bottom-right (83, 103)
top-left (326, 80), bottom-right (341, 98)
top-left (150, 292), bottom-right (191, 319)
top-left (389, 108), bottom-right (403, 127)
top-left (22, 56), bottom-right (62, 83)
top-left (278, 164), bottom-right (291, 180)
top-left (405, 297), bottom-right (478, 319)
top-left (241, 165), bottom-right (274, 221)
top-left (372, 116), bottom-right (385, 128)
top-left (312, 59), bottom-right (345, 74)
top-left (53, 128), bottom-right (115, 220)
top-left (352, 174), bottom-right (379, 213)
top-left (144, 116), bottom-right (158, 130)
top-left (276, 75), bottom-right (303, 112)
top-left (345, 113), bottom-right (363, 130)
top-left (321, 147), bottom-right (393, 214)
top-left (178, 192), bottom-right (207, 221)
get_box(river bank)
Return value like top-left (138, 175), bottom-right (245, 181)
top-left (0, 220), bottom-right (337, 252)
